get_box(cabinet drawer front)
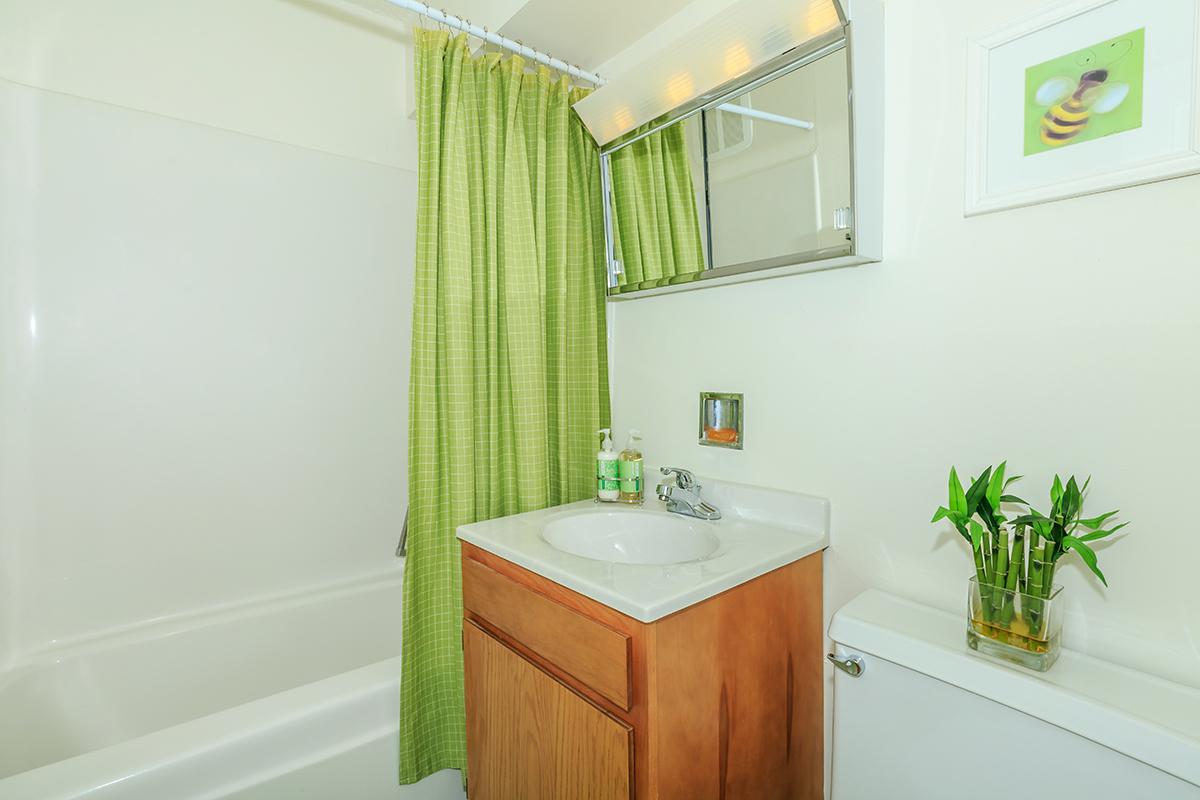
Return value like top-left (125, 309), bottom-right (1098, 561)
top-left (462, 556), bottom-right (631, 709)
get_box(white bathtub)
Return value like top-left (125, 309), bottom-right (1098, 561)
top-left (0, 567), bottom-right (464, 800)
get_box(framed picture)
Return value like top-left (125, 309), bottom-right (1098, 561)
top-left (965, 0), bottom-right (1200, 216)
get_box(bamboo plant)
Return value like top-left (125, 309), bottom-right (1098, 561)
top-left (932, 463), bottom-right (1127, 651)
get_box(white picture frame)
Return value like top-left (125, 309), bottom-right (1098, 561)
top-left (965, 0), bottom-right (1200, 216)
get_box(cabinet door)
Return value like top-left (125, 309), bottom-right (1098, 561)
top-left (464, 620), bottom-right (632, 800)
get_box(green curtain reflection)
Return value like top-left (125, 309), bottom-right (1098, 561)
top-left (609, 121), bottom-right (707, 292)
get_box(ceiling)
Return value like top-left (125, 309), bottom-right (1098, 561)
top-left (336, 0), bottom-right (528, 32)
top-left (342, 0), bottom-right (697, 76)
top-left (495, 0), bottom-right (695, 75)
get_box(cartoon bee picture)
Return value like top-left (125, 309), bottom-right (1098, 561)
top-left (1026, 29), bottom-right (1144, 154)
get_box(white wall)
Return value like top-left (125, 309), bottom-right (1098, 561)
top-left (0, 0), bottom-right (419, 667)
top-left (611, 0), bottom-right (1200, 692)
top-left (0, 0), bottom-right (418, 170)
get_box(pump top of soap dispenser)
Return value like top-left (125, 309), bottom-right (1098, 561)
top-left (598, 428), bottom-right (613, 451)
top-left (623, 429), bottom-right (642, 454)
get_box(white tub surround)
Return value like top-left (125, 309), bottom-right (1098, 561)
top-left (830, 590), bottom-right (1200, 792)
top-left (457, 474), bottom-right (829, 621)
top-left (0, 569), bottom-right (463, 800)
top-left (0, 77), bottom-right (416, 657)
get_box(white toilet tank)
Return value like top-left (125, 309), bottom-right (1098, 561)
top-left (828, 590), bottom-right (1200, 800)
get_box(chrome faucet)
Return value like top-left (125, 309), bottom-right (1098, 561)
top-left (656, 467), bottom-right (721, 521)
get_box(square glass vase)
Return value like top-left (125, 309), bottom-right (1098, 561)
top-left (966, 576), bottom-right (1063, 672)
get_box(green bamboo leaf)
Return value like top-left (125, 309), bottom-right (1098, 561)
top-left (969, 519), bottom-right (984, 553)
top-left (985, 462), bottom-right (1007, 510)
top-left (966, 467), bottom-right (992, 515)
top-left (1017, 508), bottom-right (1052, 539)
top-left (937, 479), bottom-right (973, 542)
top-left (1078, 510), bottom-right (1119, 529)
top-left (1063, 535), bottom-right (1108, 586)
top-left (932, 507), bottom-right (970, 535)
top-left (1008, 512), bottom-right (1048, 527)
top-left (973, 494), bottom-right (1002, 535)
top-left (1000, 494), bottom-right (1028, 506)
top-left (1064, 477), bottom-right (1082, 522)
top-left (1003, 474), bottom-right (1023, 489)
top-left (1077, 522), bottom-right (1129, 542)
top-left (1051, 475), bottom-right (1064, 504)
top-left (949, 468), bottom-right (967, 515)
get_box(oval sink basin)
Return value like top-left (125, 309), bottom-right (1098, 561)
top-left (542, 511), bottom-right (719, 565)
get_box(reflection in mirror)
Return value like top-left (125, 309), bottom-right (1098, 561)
top-left (607, 117), bottom-right (707, 294)
top-left (601, 39), bottom-right (854, 298)
top-left (705, 47), bottom-right (851, 270)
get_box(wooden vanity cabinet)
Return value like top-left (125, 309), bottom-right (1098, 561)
top-left (461, 542), bottom-right (823, 800)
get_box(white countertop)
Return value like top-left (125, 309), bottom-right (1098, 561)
top-left (456, 475), bottom-right (829, 623)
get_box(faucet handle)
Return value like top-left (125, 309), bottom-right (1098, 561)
top-left (660, 466), bottom-right (698, 490)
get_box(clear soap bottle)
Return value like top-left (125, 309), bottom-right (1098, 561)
top-left (618, 430), bottom-right (644, 505)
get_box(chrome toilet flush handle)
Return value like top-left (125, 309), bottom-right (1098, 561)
top-left (826, 652), bottom-right (865, 677)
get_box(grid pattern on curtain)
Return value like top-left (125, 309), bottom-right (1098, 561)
top-left (399, 29), bottom-right (611, 786)
top-left (609, 120), bottom-right (707, 293)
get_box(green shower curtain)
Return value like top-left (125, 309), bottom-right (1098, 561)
top-left (609, 121), bottom-right (707, 293)
top-left (399, 29), bottom-right (610, 786)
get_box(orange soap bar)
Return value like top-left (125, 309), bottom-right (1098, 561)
top-left (704, 426), bottom-right (738, 443)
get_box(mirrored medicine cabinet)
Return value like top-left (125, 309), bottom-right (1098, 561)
top-left (599, 20), bottom-right (882, 300)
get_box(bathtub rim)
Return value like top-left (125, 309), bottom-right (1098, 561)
top-left (2, 561), bottom-right (405, 685)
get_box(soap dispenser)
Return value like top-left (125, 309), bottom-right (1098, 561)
top-left (618, 430), bottom-right (644, 505)
top-left (596, 428), bottom-right (619, 502)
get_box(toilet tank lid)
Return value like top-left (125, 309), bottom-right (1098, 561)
top-left (829, 590), bottom-right (1200, 789)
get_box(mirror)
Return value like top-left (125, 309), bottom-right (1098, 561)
top-left (605, 115), bottom-right (709, 292)
top-left (601, 40), bottom-right (855, 297)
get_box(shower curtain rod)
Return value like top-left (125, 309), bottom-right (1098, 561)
top-left (385, 0), bottom-right (606, 85)
top-left (386, 0), bottom-right (814, 130)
